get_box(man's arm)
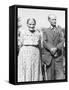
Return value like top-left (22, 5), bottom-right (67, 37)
top-left (54, 28), bottom-right (65, 57)
top-left (56, 29), bottom-right (64, 50)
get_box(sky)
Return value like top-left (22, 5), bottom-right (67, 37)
top-left (18, 8), bottom-right (65, 31)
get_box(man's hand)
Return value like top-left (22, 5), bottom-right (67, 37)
top-left (50, 47), bottom-right (57, 55)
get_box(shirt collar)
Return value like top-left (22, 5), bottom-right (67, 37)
top-left (50, 25), bottom-right (56, 30)
top-left (50, 25), bottom-right (53, 29)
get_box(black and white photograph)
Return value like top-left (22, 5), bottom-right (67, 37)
top-left (9, 5), bottom-right (67, 85)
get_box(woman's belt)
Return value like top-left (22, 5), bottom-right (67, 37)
top-left (23, 45), bottom-right (39, 48)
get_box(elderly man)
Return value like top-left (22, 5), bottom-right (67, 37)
top-left (42, 14), bottom-right (64, 80)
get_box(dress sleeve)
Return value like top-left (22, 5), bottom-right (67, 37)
top-left (39, 30), bottom-right (43, 48)
top-left (18, 31), bottom-right (24, 48)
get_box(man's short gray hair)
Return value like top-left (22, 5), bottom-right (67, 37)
top-left (48, 14), bottom-right (56, 21)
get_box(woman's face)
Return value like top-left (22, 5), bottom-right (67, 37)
top-left (27, 19), bottom-right (36, 31)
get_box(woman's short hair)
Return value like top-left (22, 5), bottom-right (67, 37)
top-left (27, 18), bottom-right (36, 25)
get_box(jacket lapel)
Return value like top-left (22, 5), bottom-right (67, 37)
top-left (48, 27), bottom-right (55, 41)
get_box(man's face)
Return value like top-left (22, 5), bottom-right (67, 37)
top-left (49, 15), bottom-right (56, 27)
top-left (27, 19), bottom-right (36, 31)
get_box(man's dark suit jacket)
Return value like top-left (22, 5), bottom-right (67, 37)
top-left (42, 26), bottom-right (64, 66)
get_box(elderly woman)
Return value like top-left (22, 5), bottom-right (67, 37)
top-left (18, 18), bottom-right (43, 82)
